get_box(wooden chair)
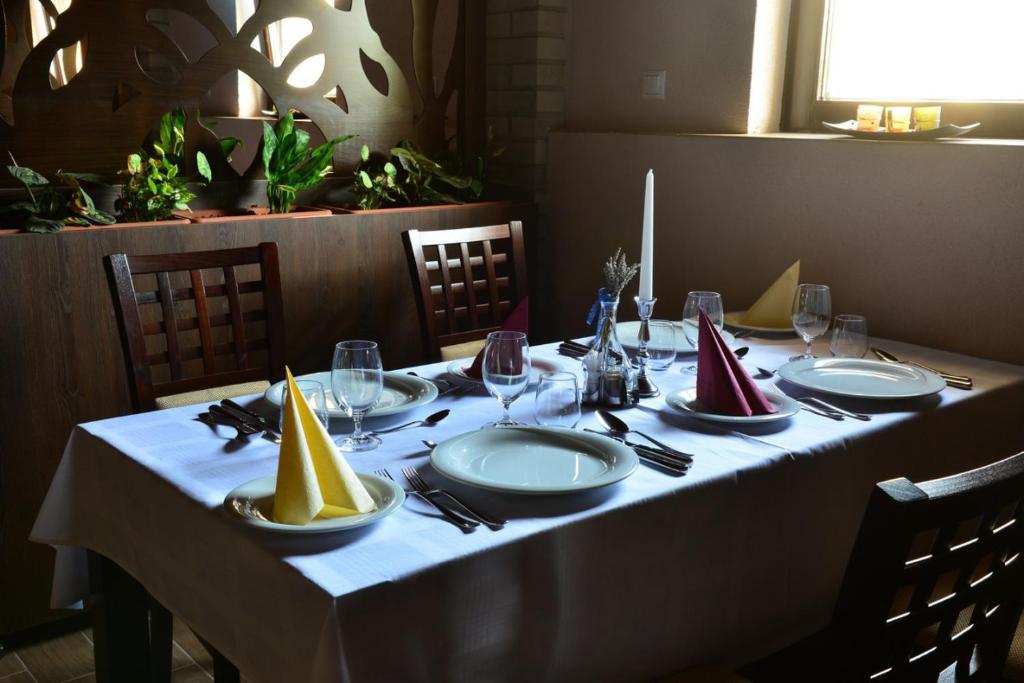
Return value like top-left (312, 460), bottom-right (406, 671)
top-left (733, 451), bottom-right (1024, 682)
top-left (402, 222), bottom-right (528, 362)
top-left (104, 242), bottom-right (286, 412)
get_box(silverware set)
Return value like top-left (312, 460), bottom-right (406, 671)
top-left (585, 410), bottom-right (693, 475)
top-left (764, 385), bottom-right (870, 421)
top-left (376, 466), bottom-right (506, 532)
top-left (198, 401), bottom-right (281, 441)
top-left (871, 347), bottom-right (973, 390)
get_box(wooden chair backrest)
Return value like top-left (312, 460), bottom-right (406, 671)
top-left (402, 222), bottom-right (528, 361)
top-left (104, 242), bottom-right (286, 412)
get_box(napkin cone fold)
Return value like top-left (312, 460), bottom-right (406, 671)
top-left (273, 368), bottom-right (376, 525)
top-left (465, 297), bottom-right (529, 379)
top-left (740, 260), bottom-right (800, 328)
top-left (696, 310), bottom-right (776, 417)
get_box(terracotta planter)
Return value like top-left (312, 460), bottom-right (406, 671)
top-left (0, 217), bottom-right (190, 235)
top-left (323, 200), bottom-right (514, 215)
top-left (174, 207), bottom-right (332, 224)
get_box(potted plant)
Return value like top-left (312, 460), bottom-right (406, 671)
top-left (0, 154), bottom-right (116, 234)
top-left (177, 111), bottom-right (348, 223)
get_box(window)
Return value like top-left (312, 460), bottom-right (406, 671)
top-left (785, 0), bottom-right (1024, 137)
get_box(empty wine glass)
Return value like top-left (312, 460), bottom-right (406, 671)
top-left (534, 372), bottom-right (581, 428)
top-left (645, 320), bottom-right (677, 371)
top-left (279, 379), bottom-right (329, 433)
top-left (331, 340), bottom-right (384, 452)
top-left (791, 284), bottom-right (832, 360)
top-left (482, 331), bottom-right (530, 428)
top-left (830, 314), bottom-right (868, 358)
top-left (681, 291), bottom-right (724, 375)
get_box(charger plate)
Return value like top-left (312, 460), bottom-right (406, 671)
top-left (224, 473), bottom-right (404, 534)
top-left (430, 426), bottom-right (638, 494)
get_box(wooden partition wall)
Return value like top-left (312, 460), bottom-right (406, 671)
top-left (0, 202), bottom-right (535, 634)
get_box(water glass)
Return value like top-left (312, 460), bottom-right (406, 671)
top-left (646, 320), bottom-right (677, 371)
top-left (279, 379), bottom-right (330, 433)
top-left (681, 291), bottom-right (724, 375)
top-left (331, 340), bottom-right (384, 452)
top-left (534, 372), bottom-right (581, 428)
top-left (482, 330), bottom-right (530, 428)
top-left (830, 314), bottom-right (869, 358)
top-left (791, 284), bottom-right (831, 360)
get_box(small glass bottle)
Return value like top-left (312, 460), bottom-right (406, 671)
top-left (582, 296), bottom-right (638, 407)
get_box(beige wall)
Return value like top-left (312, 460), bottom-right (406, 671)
top-left (543, 131), bottom-right (1024, 365)
top-left (565, 0), bottom-right (755, 133)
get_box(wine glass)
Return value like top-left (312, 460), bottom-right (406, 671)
top-left (681, 291), bottom-right (724, 375)
top-left (830, 314), bottom-right (868, 358)
top-left (331, 340), bottom-right (384, 452)
top-left (645, 320), bottom-right (678, 371)
top-left (279, 379), bottom-right (329, 433)
top-left (791, 284), bottom-right (832, 360)
top-left (482, 331), bottom-right (530, 428)
top-left (534, 372), bottom-right (581, 428)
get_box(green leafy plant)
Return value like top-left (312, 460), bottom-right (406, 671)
top-left (262, 111), bottom-right (354, 214)
top-left (116, 109), bottom-right (212, 222)
top-left (0, 154), bottom-right (114, 233)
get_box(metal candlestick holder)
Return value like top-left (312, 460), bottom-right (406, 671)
top-left (633, 296), bottom-right (660, 398)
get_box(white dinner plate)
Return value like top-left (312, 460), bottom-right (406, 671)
top-left (445, 356), bottom-right (571, 386)
top-left (429, 426), bottom-right (638, 495)
top-left (223, 473), bottom-right (404, 534)
top-left (617, 321), bottom-right (737, 354)
top-left (264, 371), bottom-right (438, 419)
top-left (724, 311), bottom-right (794, 334)
top-left (776, 357), bottom-right (946, 399)
top-left (665, 387), bottom-right (799, 424)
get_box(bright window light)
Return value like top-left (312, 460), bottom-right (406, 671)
top-left (820, 0), bottom-right (1024, 102)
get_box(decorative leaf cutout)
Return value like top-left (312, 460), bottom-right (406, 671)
top-left (286, 54), bottom-right (325, 89)
top-left (145, 9), bottom-right (217, 64)
top-left (134, 46), bottom-right (181, 85)
top-left (49, 41), bottom-right (84, 90)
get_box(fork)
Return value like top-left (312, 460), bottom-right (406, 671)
top-left (401, 466), bottom-right (506, 530)
top-left (375, 469), bottom-right (478, 532)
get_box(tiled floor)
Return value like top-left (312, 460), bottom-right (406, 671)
top-left (0, 618), bottom-right (223, 683)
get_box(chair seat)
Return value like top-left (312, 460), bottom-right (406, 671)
top-left (154, 380), bottom-right (271, 410)
top-left (440, 339), bottom-right (486, 362)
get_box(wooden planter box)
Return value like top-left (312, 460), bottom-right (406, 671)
top-left (0, 217), bottom-right (191, 235)
top-left (323, 199), bottom-right (514, 215)
top-left (174, 207), bottom-right (332, 223)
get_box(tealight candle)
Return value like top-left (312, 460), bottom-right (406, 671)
top-left (886, 106), bottom-right (912, 133)
top-left (913, 106), bottom-right (941, 131)
top-left (855, 104), bottom-right (884, 132)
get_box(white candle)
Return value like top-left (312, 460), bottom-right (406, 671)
top-left (639, 169), bottom-right (654, 300)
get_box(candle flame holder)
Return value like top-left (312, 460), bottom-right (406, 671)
top-left (633, 296), bottom-right (660, 398)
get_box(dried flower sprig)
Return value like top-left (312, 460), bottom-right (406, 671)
top-left (603, 248), bottom-right (640, 297)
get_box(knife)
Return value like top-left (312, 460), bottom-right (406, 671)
top-left (871, 348), bottom-right (973, 389)
top-left (219, 401), bottom-right (282, 437)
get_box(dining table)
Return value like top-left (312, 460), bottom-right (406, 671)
top-left (30, 335), bottom-right (1024, 682)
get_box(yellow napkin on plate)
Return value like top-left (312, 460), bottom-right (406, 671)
top-left (273, 367), bottom-right (376, 525)
top-left (740, 260), bottom-right (800, 328)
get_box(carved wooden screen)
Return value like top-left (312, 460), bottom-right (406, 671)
top-left (0, 0), bottom-right (482, 180)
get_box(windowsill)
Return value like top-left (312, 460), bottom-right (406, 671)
top-left (556, 129), bottom-right (1024, 147)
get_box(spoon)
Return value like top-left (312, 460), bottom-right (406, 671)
top-left (367, 409), bottom-right (450, 436)
top-left (595, 409), bottom-right (693, 458)
top-left (734, 346), bottom-right (750, 359)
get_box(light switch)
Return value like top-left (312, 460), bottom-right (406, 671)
top-left (642, 70), bottom-right (666, 99)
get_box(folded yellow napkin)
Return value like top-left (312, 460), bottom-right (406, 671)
top-left (273, 368), bottom-right (376, 525)
top-left (740, 260), bottom-right (800, 328)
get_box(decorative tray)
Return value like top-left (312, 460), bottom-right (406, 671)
top-left (822, 120), bottom-right (980, 141)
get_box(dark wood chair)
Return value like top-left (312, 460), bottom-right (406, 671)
top-left (402, 222), bottom-right (528, 362)
top-left (740, 451), bottom-right (1024, 682)
top-left (104, 242), bottom-right (286, 412)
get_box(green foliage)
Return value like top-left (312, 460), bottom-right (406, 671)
top-left (0, 153), bottom-right (114, 233)
top-left (262, 111), bottom-right (354, 214)
top-left (116, 109), bottom-right (212, 222)
top-left (352, 130), bottom-right (504, 210)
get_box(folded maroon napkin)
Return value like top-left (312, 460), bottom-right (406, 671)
top-left (465, 297), bottom-right (529, 379)
top-left (696, 309), bottom-right (776, 416)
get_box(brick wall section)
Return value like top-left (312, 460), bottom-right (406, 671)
top-left (485, 0), bottom-right (569, 206)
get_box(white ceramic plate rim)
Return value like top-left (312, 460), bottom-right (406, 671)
top-left (776, 357), bottom-right (946, 399)
top-left (264, 371), bottom-right (438, 419)
top-left (445, 356), bottom-right (570, 386)
top-left (616, 321), bottom-right (737, 353)
top-left (723, 311), bottom-right (794, 333)
top-left (223, 473), bottom-right (405, 534)
top-left (665, 387), bottom-right (799, 423)
top-left (430, 426), bottom-right (638, 495)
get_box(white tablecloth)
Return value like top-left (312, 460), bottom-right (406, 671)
top-left (31, 338), bottom-right (1024, 682)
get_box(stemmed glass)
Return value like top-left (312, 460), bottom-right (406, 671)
top-left (482, 331), bottom-right (531, 428)
top-left (681, 291), bottom-right (724, 375)
top-left (331, 340), bottom-right (384, 452)
top-left (791, 284), bottom-right (832, 360)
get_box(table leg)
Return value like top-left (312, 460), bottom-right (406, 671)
top-left (87, 551), bottom-right (154, 682)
